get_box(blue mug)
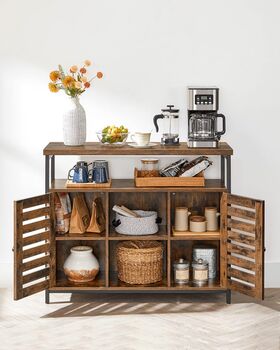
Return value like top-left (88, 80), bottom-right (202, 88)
top-left (68, 161), bottom-right (89, 183)
top-left (90, 165), bottom-right (108, 183)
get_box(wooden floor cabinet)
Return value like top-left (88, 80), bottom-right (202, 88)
top-left (14, 142), bottom-right (265, 304)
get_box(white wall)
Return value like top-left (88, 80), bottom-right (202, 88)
top-left (0, 0), bottom-right (279, 287)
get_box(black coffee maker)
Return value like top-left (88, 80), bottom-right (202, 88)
top-left (187, 87), bottom-right (226, 148)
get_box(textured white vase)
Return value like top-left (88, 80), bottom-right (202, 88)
top-left (63, 96), bottom-right (86, 146)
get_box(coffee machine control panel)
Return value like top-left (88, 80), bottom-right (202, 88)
top-left (187, 87), bottom-right (219, 111)
top-left (195, 94), bottom-right (214, 105)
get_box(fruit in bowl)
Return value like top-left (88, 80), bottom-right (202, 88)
top-left (97, 125), bottom-right (129, 145)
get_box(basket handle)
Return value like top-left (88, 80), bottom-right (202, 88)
top-left (112, 219), bottom-right (121, 228)
top-left (156, 217), bottom-right (162, 224)
top-left (129, 242), bottom-right (141, 249)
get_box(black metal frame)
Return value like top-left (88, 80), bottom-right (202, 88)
top-left (44, 153), bottom-right (232, 305)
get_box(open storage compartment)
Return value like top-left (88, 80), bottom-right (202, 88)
top-left (109, 240), bottom-right (167, 288)
top-left (55, 240), bottom-right (106, 288)
top-left (109, 192), bottom-right (168, 239)
top-left (170, 240), bottom-right (220, 288)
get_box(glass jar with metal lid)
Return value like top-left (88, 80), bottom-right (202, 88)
top-left (140, 158), bottom-right (159, 177)
top-left (173, 258), bottom-right (189, 284)
top-left (192, 258), bottom-right (209, 285)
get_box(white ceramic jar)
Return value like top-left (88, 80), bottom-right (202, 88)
top-left (175, 207), bottom-right (191, 231)
top-left (63, 246), bottom-right (99, 283)
top-left (189, 216), bottom-right (207, 233)
top-left (204, 207), bottom-right (220, 231)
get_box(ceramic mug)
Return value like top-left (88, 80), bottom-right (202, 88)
top-left (189, 216), bottom-right (207, 233)
top-left (68, 161), bottom-right (89, 183)
top-left (175, 207), bottom-right (191, 231)
top-left (205, 207), bottom-right (220, 231)
top-left (131, 132), bottom-right (151, 146)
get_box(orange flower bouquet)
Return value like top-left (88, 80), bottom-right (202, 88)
top-left (48, 59), bottom-right (103, 146)
top-left (48, 60), bottom-right (103, 98)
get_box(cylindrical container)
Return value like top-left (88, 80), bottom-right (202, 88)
top-left (92, 160), bottom-right (109, 180)
top-left (140, 158), bottom-right (159, 177)
top-left (175, 207), bottom-right (191, 231)
top-left (192, 258), bottom-right (209, 286)
top-left (204, 207), bottom-right (220, 231)
top-left (173, 258), bottom-right (189, 284)
top-left (189, 216), bottom-right (207, 233)
top-left (63, 246), bottom-right (99, 283)
top-left (193, 245), bottom-right (217, 279)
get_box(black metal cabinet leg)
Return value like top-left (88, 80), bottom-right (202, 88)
top-left (226, 289), bottom-right (231, 304)
top-left (45, 290), bottom-right (50, 304)
top-left (51, 155), bottom-right (55, 184)
top-left (221, 155), bottom-right (225, 186)
top-left (226, 156), bottom-right (231, 193)
top-left (45, 155), bottom-right (50, 193)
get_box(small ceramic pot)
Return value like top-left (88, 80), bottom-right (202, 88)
top-left (189, 216), bottom-right (207, 233)
top-left (175, 207), bottom-right (191, 231)
top-left (204, 207), bottom-right (220, 231)
top-left (63, 246), bottom-right (99, 283)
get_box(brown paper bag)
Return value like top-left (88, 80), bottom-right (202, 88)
top-left (54, 193), bottom-right (72, 233)
top-left (87, 197), bottom-right (106, 233)
top-left (69, 194), bottom-right (90, 234)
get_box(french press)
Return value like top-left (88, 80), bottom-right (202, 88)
top-left (153, 105), bottom-right (180, 145)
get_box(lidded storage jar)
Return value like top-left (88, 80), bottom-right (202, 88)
top-left (140, 159), bottom-right (159, 177)
top-left (192, 258), bottom-right (209, 286)
top-left (173, 258), bottom-right (189, 284)
top-left (116, 241), bottom-right (163, 284)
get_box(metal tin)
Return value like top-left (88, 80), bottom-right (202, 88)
top-left (173, 258), bottom-right (189, 284)
top-left (192, 258), bottom-right (208, 285)
top-left (193, 245), bottom-right (217, 279)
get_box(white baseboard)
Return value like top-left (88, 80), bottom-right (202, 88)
top-left (1, 262), bottom-right (279, 288)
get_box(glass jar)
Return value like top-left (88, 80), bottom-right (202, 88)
top-left (173, 258), bottom-right (189, 284)
top-left (140, 158), bottom-right (159, 177)
top-left (192, 258), bottom-right (209, 286)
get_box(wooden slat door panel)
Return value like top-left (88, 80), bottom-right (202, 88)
top-left (14, 194), bottom-right (55, 300)
top-left (221, 193), bottom-right (265, 299)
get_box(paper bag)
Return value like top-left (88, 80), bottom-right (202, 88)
top-left (87, 197), bottom-right (106, 233)
top-left (69, 194), bottom-right (90, 234)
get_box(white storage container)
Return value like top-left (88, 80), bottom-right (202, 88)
top-left (113, 210), bottom-right (160, 235)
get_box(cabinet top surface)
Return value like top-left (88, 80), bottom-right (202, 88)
top-left (43, 142), bottom-right (233, 156)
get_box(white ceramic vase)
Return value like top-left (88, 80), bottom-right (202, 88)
top-left (63, 97), bottom-right (86, 146)
top-left (63, 246), bottom-right (99, 283)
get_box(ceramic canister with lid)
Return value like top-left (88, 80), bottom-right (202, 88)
top-left (189, 215), bottom-right (207, 233)
top-left (192, 258), bottom-right (209, 285)
top-left (173, 258), bottom-right (190, 284)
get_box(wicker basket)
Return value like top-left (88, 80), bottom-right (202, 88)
top-left (116, 241), bottom-right (163, 285)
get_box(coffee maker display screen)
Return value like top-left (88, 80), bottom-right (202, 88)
top-left (195, 94), bottom-right (213, 105)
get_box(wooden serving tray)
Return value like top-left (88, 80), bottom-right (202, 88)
top-left (66, 179), bottom-right (112, 188)
top-left (172, 227), bottom-right (220, 239)
top-left (134, 169), bottom-right (205, 187)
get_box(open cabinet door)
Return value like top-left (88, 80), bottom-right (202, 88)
top-left (14, 194), bottom-right (55, 300)
top-left (221, 193), bottom-right (265, 299)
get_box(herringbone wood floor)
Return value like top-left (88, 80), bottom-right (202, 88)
top-left (0, 289), bottom-right (279, 350)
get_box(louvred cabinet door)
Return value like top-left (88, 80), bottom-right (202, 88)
top-left (14, 194), bottom-right (55, 300)
top-left (220, 193), bottom-right (265, 299)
